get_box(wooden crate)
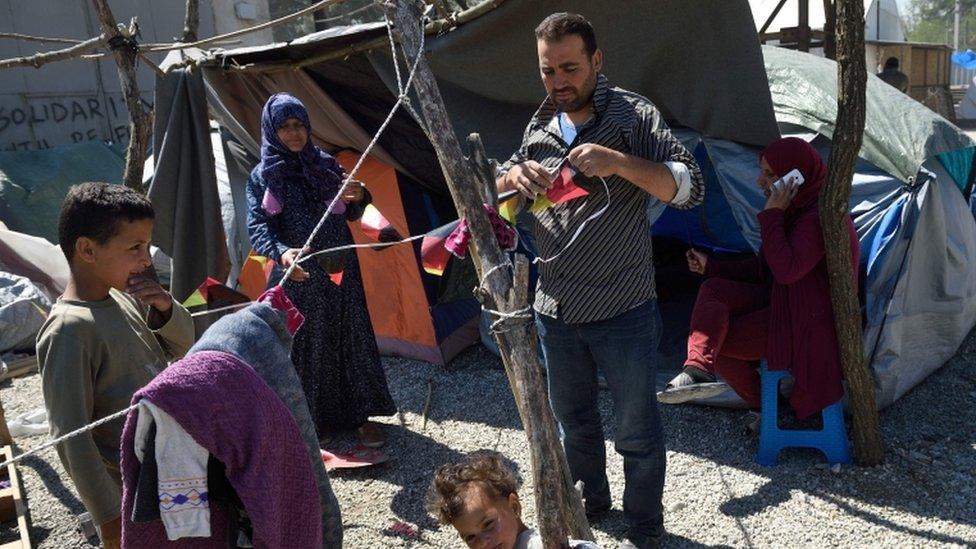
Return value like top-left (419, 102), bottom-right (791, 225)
top-left (0, 446), bottom-right (31, 549)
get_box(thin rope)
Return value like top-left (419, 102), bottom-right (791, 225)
top-left (0, 403), bottom-right (142, 470)
top-left (532, 175), bottom-right (611, 265)
top-left (385, 14), bottom-right (404, 94)
top-left (385, 14), bottom-right (434, 144)
top-left (189, 301), bottom-right (252, 318)
top-left (298, 233), bottom-right (427, 264)
top-left (480, 262), bottom-right (512, 282)
top-left (276, 17), bottom-right (425, 287)
top-left (484, 305), bottom-right (533, 334)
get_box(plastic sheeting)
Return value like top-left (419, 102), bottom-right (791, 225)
top-left (0, 142), bottom-right (124, 243)
top-left (0, 271), bottom-right (51, 353)
top-left (764, 45), bottom-right (975, 185)
top-left (0, 221), bottom-right (69, 299)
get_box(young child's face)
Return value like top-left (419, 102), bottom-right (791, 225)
top-left (451, 483), bottom-right (523, 549)
top-left (80, 218), bottom-right (154, 291)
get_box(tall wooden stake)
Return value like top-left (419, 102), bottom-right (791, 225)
top-left (822, 0), bottom-right (884, 465)
top-left (182, 0), bottom-right (200, 43)
top-left (386, 1), bottom-right (593, 545)
top-left (823, 0), bottom-right (837, 60)
top-left (91, 0), bottom-right (150, 191)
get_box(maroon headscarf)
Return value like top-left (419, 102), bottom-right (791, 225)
top-left (760, 137), bottom-right (827, 215)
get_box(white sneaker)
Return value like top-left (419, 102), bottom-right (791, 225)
top-left (656, 372), bottom-right (727, 404)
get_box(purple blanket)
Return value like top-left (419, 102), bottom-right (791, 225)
top-left (120, 351), bottom-right (321, 548)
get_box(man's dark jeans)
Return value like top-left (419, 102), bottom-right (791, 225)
top-left (537, 299), bottom-right (666, 539)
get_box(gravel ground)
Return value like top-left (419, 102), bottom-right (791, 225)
top-left (2, 327), bottom-right (975, 548)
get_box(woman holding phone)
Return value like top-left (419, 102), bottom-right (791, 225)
top-left (657, 137), bottom-right (859, 429)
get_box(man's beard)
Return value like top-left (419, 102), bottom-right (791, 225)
top-left (551, 71), bottom-right (597, 113)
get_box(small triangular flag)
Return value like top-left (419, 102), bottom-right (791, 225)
top-left (183, 289), bottom-right (206, 308)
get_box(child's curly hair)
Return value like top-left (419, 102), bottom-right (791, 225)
top-left (426, 451), bottom-right (520, 524)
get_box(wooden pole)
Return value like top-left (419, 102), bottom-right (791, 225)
top-left (0, 34), bottom-right (104, 70)
top-left (90, 1), bottom-right (149, 191)
top-left (386, 1), bottom-right (593, 545)
top-left (823, 0), bottom-right (837, 60)
top-left (821, 0), bottom-right (884, 465)
top-left (182, 0), bottom-right (200, 43)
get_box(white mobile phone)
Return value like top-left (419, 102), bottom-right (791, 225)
top-left (772, 168), bottom-right (805, 191)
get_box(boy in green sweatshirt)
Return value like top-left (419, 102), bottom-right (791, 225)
top-left (36, 183), bottom-right (194, 547)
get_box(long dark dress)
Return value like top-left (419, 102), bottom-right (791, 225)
top-left (246, 166), bottom-right (396, 434)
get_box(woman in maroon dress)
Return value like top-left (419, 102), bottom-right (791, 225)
top-left (659, 137), bottom-right (859, 425)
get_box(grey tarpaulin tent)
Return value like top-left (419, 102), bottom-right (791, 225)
top-left (192, 0), bottom-right (976, 407)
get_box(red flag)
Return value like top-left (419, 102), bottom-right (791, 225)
top-left (360, 204), bottom-right (403, 243)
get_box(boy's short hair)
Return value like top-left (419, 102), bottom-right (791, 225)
top-left (884, 56), bottom-right (899, 70)
top-left (535, 12), bottom-right (598, 57)
top-left (58, 182), bottom-right (154, 261)
top-left (427, 451), bottom-right (519, 524)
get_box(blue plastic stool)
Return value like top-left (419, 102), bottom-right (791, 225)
top-left (756, 363), bottom-right (852, 466)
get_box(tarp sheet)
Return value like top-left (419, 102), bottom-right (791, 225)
top-left (0, 271), bottom-right (51, 353)
top-left (149, 59), bottom-right (230, 302)
top-left (206, 0), bottom-right (780, 157)
top-left (0, 142), bottom-right (124, 242)
top-left (764, 45), bottom-right (975, 184)
top-left (0, 221), bottom-right (69, 299)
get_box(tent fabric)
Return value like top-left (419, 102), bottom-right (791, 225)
top-left (764, 45), bottom-right (975, 184)
top-left (200, 66), bottom-right (408, 175)
top-left (149, 63), bottom-right (230, 302)
top-left (370, 0), bottom-right (779, 156)
top-left (0, 142), bottom-right (124, 243)
top-left (334, 151), bottom-right (441, 359)
top-left (206, 0), bottom-right (779, 154)
top-left (859, 172), bottom-right (976, 406)
top-left (0, 221), bottom-right (70, 299)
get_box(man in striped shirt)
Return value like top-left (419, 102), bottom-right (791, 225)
top-left (495, 13), bottom-right (705, 549)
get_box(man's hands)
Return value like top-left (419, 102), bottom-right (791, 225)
top-left (501, 160), bottom-right (553, 199)
top-left (568, 143), bottom-right (623, 178)
top-left (280, 247), bottom-right (312, 282)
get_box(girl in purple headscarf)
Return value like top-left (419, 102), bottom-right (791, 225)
top-left (246, 93), bottom-right (395, 448)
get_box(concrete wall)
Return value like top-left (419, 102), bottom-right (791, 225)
top-left (0, 0), bottom-right (271, 152)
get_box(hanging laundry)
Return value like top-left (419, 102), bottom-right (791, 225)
top-left (120, 350), bottom-right (321, 548)
top-left (187, 302), bottom-right (343, 547)
top-left (444, 205), bottom-right (518, 260)
top-left (134, 401), bottom-right (211, 540)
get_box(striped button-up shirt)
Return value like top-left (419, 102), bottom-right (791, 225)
top-left (501, 74), bottom-right (705, 323)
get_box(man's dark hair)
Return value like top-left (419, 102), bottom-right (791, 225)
top-left (535, 12), bottom-right (598, 57)
top-left (885, 56), bottom-right (900, 70)
top-left (58, 182), bottom-right (154, 261)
